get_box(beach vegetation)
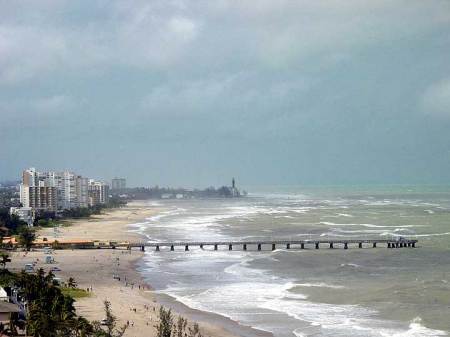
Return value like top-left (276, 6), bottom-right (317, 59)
top-left (91, 300), bottom-right (127, 337)
top-left (0, 252), bottom-right (11, 269)
top-left (0, 208), bottom-right (27, 235)
top-left (156, 306), bottom-right (174, 337)
top-left (61, 287), bottom-right (89, 299)
top-left (17, 226), bottom-right (36, 250)
top-left (156, 307), bottom-right (204, 337)
top-left (0, 267), bottom-right (129, 337)
top-left (13, 269), bottom-right (88, 336)
top-left (106, 196), bottom-right (127, 208)
top-left (67, 277), bottom-right (77, 288)
top-left (36, 218), bottom-right (58, 228)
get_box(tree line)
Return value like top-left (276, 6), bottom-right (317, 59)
top-left (0, 266), bottom-right (125, 337)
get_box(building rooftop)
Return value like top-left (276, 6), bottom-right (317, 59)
top-left (0, 301), bottom-right (19, 313)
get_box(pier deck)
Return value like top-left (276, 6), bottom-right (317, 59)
top-left (117, 238), bottom-right (418, 251)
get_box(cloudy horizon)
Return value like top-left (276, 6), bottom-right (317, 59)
top-left (1, 0), bottom-right (450, 187)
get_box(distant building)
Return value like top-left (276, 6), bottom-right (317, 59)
top-left (88, 180), bottom-right (109, 206)
top-left (76, 176), bottom-right (89, 208)
top-left (111, 178), bottom-right (126, 190)
top-left (9, 207), bottom-right (34, 226)
top-left (20, 185), bottom-right (57, 212)
top-left (20, 167), bottom-right (108, 212)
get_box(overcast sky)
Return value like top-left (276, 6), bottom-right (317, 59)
top-left (1, 0), bottom-right (450, 187)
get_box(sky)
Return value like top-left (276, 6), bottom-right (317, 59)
top-left (1, 0), bottom-right (450, 187)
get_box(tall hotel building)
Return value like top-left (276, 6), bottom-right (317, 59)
top-left (20, 168), bottom-right (57, 212)
top-left (19, 168), bottom-right (108, 213)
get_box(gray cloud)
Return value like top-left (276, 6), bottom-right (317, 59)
top-left (422, 78), bottom-right (450, 117)
top-left (1, 0), bottom-right (450, 186)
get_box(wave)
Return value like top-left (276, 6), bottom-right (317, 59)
top-left (340, 263), bottom-right (361, 268)
top-left (379, 317), bottom-right (447, 337)
top-left (337, 213), bottom-right (353, 217)
top-left (260, 299), bottom-right (447, 337)
top-left (413, 232), bottom-right (450, 237)
top-left (320, 222), bottom-right (424, 229)
top-left (293, 282), bottom-right (345, 289)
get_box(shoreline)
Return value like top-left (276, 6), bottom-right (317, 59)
top-left (134, 258), bottom-right (273, 337)
top-left (11, 200), bottom-right (273, 337)
top-left (129, 201), bottom-right (274, 337)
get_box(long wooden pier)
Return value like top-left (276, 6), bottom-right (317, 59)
top-left (116, 238), bottom-right (418, 252)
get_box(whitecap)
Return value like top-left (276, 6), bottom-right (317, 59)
top-left (294, 282), bottom-right (345, 289)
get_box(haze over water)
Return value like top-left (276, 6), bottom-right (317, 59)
top-left (131, 185), bottom-right (450, 337)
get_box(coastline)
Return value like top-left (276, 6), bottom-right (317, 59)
top-left (10, 200), bottom-right (272, 337)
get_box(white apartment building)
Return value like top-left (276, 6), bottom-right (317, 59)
top-left (88, 180), bottom-right (109, 206)
top-left (20, 168), bottom-right (106, 212)
top-left (19, 185), bottom-right (57, 212)
top-left (10, 207), bottom-right (34, 226)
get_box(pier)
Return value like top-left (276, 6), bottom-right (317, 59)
top-left (118, 238), bottom-right (418, 252)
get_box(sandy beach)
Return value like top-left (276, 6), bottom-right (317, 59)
top-left (8, 201), bottom-right (241, 337)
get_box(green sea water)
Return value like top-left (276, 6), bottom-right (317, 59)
top-left (137, 185), bottom-right (450, 336)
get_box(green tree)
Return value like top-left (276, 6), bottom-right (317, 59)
top-left (175, 316), bottom-right (187, 337)
top-left (188, 323), bottom-right (202, 337)
top-left (18, 226), bottom-right (36, 250)
top-left (67, 277), bottom-right (77, 289)
top-left (91, 301), bottom-right (126, 337)
top-left (0, 252), bottom-right (11, 269)
top-left (156, 307), bottom-right (173, 337)
top-left (15, 269), bottom-right (82, 337)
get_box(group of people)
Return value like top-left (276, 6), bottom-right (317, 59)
top-left (125, 303), bottom-right (158, 330)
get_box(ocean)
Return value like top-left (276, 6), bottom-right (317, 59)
top-left (130, 186), bottom-right (450, 337)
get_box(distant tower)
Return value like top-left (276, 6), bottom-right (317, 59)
top-left (232, 177), bottom-right (235, 189)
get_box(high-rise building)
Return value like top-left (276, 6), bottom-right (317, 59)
top-left (20, 168), bottom-right (105, 212)
top-left (88, 180), bottom-right (109, 206)
top-left (111, 178), bottom-right (126, 190)
top-left (20, 185), bottom-right (57, 212)
top-left (22, 168), bottom-right (39, 186)
top-left (76, 176), bottom-right (89, 208)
